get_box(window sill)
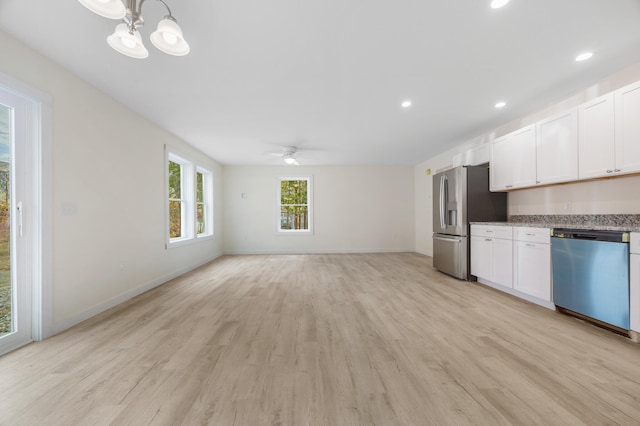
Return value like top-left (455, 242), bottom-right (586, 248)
top-left (167, 233), bottom-right (215, 249)
top-left (277, 230), bottom-right (313, 236)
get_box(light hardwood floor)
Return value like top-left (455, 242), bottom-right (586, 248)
top-left (1, 253), bottom-right (640, 425)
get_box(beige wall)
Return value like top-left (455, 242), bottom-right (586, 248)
top-left (223, 166), bottom-right (415, 253)
top-left (509, 175), bottom-right (640, 215)
top-left (0, 30), bottom-right (223, 332)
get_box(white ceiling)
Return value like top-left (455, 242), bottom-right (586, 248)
top-left (1, 0), bottom-right (640, 166)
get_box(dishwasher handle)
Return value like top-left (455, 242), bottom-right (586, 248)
top-left (552, 229), bottom-right (629, 243)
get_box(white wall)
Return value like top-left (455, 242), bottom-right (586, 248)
top-left (415, 61), bottom-right (640, 256)
top-left (0, 31), bottom-right (223, 333)
top-left (223, 166), bottom-right (414, 253)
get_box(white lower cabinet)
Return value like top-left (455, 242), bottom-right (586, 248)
top-left (470, 225), bottom-right (513, 288)
top-left (630, 233), bottom-right (640, 335)
top-left (513, 227), bottom-right (551, 302)
top-left (471, 224), bottom-right (553, 309)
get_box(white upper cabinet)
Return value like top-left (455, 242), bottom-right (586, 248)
top-left (615, 80), bottom-right (640, 175)
top-left (490, 124), bottom-right (536, 191)
top-left (578, 93), bottom-right (616, 179)
top-left (536, 108), bottom-right (578, 185)
top-left (578, 82), bottom-right (640, 179)
top-left (490, 78), bottom-right (640, 190)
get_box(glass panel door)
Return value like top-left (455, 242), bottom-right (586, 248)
top-left (0, 104), bottom-right (10, 338)
top-left (0, 88), bottom-right (31, 355)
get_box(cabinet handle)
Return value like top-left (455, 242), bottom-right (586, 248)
top-left (536, 181), bottom-right (540, 184)
top-left (486, 230), bottom-right (493, 233)
top-left (506, 185), bottom-right (513, 188)
top-left (606, 170), bottom-right (614, 173)
top-left (525, 233), bottom-right (535, 236)
top-left (485, 238), bottom-right (492, 242)
top-left (615, 169), bottom-right (621, 172)
top-left (526, 243), bottom-right (535, 247)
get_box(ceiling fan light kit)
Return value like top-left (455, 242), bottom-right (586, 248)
top-left (283, 152), bottom-right (300, 166)
top-left (79, 0), bottom-right (190, 58)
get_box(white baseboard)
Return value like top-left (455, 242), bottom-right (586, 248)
top-left (52, 252), bottom-right (223, 335)
top-left (476, 278), bottom-right (556, 311)
top-left (223, 248), bottom-right (415, 255)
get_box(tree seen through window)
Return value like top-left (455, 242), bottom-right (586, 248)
top-left (280, 179), bottom-right (309, 231)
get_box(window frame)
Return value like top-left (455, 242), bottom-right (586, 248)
top-left (165, 146), bottom-right (214, 248)
top-left (277, 176), bottom-right (313, 235)
top-left (196, 167), bottom-right (214, 238)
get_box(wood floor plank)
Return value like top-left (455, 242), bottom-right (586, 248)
top-left (1, 253), bottom-right (640, 425)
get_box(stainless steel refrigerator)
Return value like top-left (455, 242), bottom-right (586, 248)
top-left (433, 165), bottom-right (507, 280)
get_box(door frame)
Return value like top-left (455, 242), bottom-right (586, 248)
top-left (0, 71), bottom-right (53, 354)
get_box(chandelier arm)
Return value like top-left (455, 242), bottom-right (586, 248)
top-left (136, 0), bottom-right (175, 21)
top-left (154, 0), bottom-right (174, 18)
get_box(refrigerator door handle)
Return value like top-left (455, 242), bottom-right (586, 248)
top-left (439, 175), bottom-right (447, 230)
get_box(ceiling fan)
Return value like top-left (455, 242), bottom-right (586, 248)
top-left (266, 146), bottom-right (301, 166)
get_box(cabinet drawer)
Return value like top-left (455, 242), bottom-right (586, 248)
top-left (631, 232), bottom-right (640, 255)
top-left (514, 227), bottom-right (551, 244)
top-left (471, 224), bottom-right (512, 239)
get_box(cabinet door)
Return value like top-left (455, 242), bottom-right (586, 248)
top-left (490, 134), bottom-right (515, 191)
top-left (537, 108), bottom-right (578, 185)
top-left (514, 241), bottom-right (551, 301)
top-left (471, 236), bottom-right (492, 280)
top-left (490, 125), bottom-right (537, 191)
top-left (492, 237), bottom-right (513, 288)
top-left (615, 81), bottom-right (640, 175)
top-left (578, 93), bottom-right (616, 179)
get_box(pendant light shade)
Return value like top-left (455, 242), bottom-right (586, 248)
top-left (150, 18), bottom-right (190, 56)
top-left (78, 0), bottom-right (126, 19)
top-left (107, 23), bottom-right (149, 59)
top-left (80, 0), bottom-right (190, 58)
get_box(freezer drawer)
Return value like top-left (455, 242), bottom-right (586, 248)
top-left (433, 234), bottom-right (468, 280)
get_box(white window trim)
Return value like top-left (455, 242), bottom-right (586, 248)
top-left (165, 146), bottom-right (214, 249)
top-left (196, 166), bottom-right (214, 238)
top-left (277, 176), bottom-right (313, 235)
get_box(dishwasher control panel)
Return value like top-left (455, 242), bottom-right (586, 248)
top-left (551, 228), bottom-right (629, 243)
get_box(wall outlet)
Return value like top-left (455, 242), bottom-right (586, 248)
top-left (60, 202), bottom-right (78, 216)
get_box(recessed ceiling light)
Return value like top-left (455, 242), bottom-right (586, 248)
top-left (575, 51), bottom-right (593, 62)
top-left (495, 101), bottom-right (507, 108)
top-left (491, 0), bottom-right (510, 9)
top-left (401, 100), bottom-right (412, 108)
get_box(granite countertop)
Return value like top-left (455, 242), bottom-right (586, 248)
top-left (471, 215), bottom-right (640, 232)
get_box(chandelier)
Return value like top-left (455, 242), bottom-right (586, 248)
top-left (78, 0), bottom-right (190, 59)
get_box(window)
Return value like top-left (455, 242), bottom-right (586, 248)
top-left (278, 177), bottom-right (312, 233)
top-left (168, 158), bottom-right (187, 239)
top-left (196, 167), bottom-right (213, 237)
top-left (166, 148), bottom-right (213, 246)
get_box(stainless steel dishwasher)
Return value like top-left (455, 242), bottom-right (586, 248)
top-left (551, 228), bottom-right (630, 331)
